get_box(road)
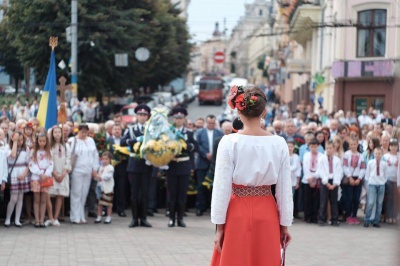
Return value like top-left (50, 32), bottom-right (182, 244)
top-left (185, 99), bottom-right (226, 123)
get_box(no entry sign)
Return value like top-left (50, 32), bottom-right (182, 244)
top-left (213, 51), bottom-right (225, 64)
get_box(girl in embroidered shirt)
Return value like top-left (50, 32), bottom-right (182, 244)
top-left (93, 151), bottom-right (114, 224)
top-left (29, 133), bottom-right (54, 228)
top-left (383, 139), bottom-right (399, 224)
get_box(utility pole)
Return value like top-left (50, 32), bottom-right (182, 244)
top-left (71, 0), bottom-right (78, 97)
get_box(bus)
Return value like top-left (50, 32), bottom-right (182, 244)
top-left (198, 76), bottom-right (224, 106)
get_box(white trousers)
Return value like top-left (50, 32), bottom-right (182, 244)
top-left (70, 172), bottom-right (92, 222)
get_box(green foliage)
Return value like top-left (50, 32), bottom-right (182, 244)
top-left (2, 0), bottom-right (190, 97)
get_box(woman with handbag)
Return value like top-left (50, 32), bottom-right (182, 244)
top-left (28, 133), bottom-right (54, 228)
top-left (211, 86), bottom-right (292, 266)
top-left (68, 124), bottom-right (99, 224)
top-left (45, 126), bottom-right (71, 226)
top-left (4, 132), bottom-right (31, 228)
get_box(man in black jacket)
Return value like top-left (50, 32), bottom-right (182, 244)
top-left (121, 104), bottom-right (153, 228)
top-left (166, 107), bottom-right (197, 227)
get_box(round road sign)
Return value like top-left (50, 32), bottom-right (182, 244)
top-left (213, 51), bottom-right (225, 64)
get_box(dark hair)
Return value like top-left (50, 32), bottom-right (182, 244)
top-left (309, 138), bottom-right (319, 146)
top-left (9, 131), bottom-right (27, 151)
top-left (78, 124), bottom-right (89, 131)
top-left (206, 115), bottom-right (216, 120)
top-left (338, 125), bottom-right (348, 133)
top-left (240, 87), bottom-right (267, 118)
top-left (50, 126), bottom-right (64, 148)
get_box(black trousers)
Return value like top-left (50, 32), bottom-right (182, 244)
top-left (113, 161), bottom-right (129, 212)
top-left (87, 179), bottom-right (98, 213)
top-left (304, 184), bottom-right (320, 222)
top-left (128, 172), bottom-right (150, 219)
top-left (318, 181), bottom-right (339, 223)
top-left (167, 174), bottom-right (189, 220)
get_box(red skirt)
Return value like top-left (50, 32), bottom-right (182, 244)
top-left (211, 185), bottom-right (281, 266)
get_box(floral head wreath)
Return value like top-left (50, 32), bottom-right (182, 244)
top-left (227, 86), bottom-right (260, 111)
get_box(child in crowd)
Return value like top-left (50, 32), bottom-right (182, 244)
top-left (317, 141), bottom-right (343, 226)
top-left (302, 138), bottom-right (324, 223)
top-left (23, 122), bottom-right (34, 149)
top-left (0, 130), bottom-right (7, 207)
top-left (343, 138), bottom-right (366, 225)
top-left (383, 139), bottom-right (399, 224)
top-left (5, 132), bottom-right (30, 227)
top-left (29, 133), bottom-right (54, 228)
top-left (94, 151), bottom-right (114, 224)
top-left (364, 147), bottom-right (387, 228)
top-left (287, 139), bottom-right (301, 198)
top-left (46, 126), bottom-right (71, 226)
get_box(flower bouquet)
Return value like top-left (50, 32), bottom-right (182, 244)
top-left (94, 133), bottom-right (108, 156)
top-left (136, 107), bottom-right (187, 168)
top-left (111, 145), bottom-right (130, 167)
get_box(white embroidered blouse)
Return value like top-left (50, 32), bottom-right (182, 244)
top-left (210, 134), bottom-right (293, 226)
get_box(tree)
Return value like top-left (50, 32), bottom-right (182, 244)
top-left (0, 23), bottom-right (24, 94)
top-left (2, 0), bottom-right (190, 97)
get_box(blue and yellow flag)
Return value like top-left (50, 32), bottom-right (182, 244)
top-left (37, 50), bottom-right (58, 129)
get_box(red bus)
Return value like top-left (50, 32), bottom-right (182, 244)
top-left (198, 76), bottom-right (224, 106)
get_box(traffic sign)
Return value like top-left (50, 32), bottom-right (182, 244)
top-left (213, 51), bottom-right (225, 64)
top-left (135, 47), bottom-right (150, 62)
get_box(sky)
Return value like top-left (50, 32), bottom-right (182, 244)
top-left (187, 0), bottom-right (247, 43)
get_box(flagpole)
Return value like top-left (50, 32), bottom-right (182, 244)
top-left (71, 0), bottom-right (78, 97)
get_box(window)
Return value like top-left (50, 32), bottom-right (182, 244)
top-left (259, 9), bottom-right (263, 16)
top-left (357, 9), bottom-right (386, 57)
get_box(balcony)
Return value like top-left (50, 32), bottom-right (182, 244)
top-left (332, 60), bottom-right (395, 80)
top-left (287, 0), bottom-right (321, 46)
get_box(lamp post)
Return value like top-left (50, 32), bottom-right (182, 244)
top-left (71, 0), bottom-right (78, 96)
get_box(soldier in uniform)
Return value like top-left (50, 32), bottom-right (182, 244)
top-left (121, 104), bottom-right (153, 228)
top-left (166, 107), bottom-right (197, 227)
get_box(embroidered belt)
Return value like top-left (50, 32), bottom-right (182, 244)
top-left (173, 156), bottom-right (190, 162)
top-left (232, 184), bottom-right (272, 197)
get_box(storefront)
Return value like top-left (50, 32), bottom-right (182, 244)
top-left (332, 60), bottom-right (400, 116)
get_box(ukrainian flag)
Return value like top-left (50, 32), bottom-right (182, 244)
top-left (37, 50), bottom-right (58, 129)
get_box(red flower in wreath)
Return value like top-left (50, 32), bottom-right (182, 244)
top-left (250, 96), bottom-right (258, 101)
top-left (235, 94), bottom-right (246, 111)
top-left (227, 86), bottom-right (238, 109)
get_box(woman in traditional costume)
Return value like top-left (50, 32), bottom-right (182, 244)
top-left (211, 86), bottom-right (293, 266)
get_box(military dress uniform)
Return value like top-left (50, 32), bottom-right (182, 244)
top-left (166, 107), bottom-right (197, 227)
top-left (121, 104), bottom-right (153, 228)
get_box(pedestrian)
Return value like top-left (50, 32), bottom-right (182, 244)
top-left (382, 139), bottom-right (399, 224)
top-left (94, 151), bottom-right (114, 224)
top-left (343, 138), bottom-right (366, 225)
top-left (317, 141), bottom-right (343, 226)
top-left (107, 124), bottom-right (128, 217)
top-left (121, 104), bottom-right (153, 228)
top-left (364, 147), bottom-right (387, 228)
top-left (166, 107), bottom-right (196, 227)
top-left (195, 115), bottom-right (222, 216)
top-left (28, 133), bottom-right (54, 228)
top-left (4, 132), bottom-right (30, 228)
top-left (46, 126), bottom-right (71, 226)
top-left (211, 86), bottom-right (292, 266)
top-left (69, 124), bottom-right (99, 224)
top-left (302, 138), bottom-right (324, 223)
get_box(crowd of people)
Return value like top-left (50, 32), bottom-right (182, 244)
top-left (0, 90), bottom-right (399, 231)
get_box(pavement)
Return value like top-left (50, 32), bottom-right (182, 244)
top-left (0, 211), bottom-right (398, 266)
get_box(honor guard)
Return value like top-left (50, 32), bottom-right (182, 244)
top-left (166, 107), bottom-right (197, 227)
top-left (121, 104), bottom-right (153, 228)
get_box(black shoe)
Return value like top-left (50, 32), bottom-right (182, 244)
top-left (196, 210), bottom-right (203, 216)
top-left (40, 223), bottom-right (46, 228)
top-left (15, 223), bottom-right (23, 228)
top-left (364, 223), bottom-right (369, 228)
top-left (88, 212), bottom-right (97, 218)
top-left (4, 223), bottom-right (10, 228)
top-left (177, 219), bottom-right (186, 227)
top-left (373, 223), bottom-right (381, 228)
top-left (103, 220), bottom-right (112, 224)
top-left (168, 219), bottom-right (175, 227)
top-left (153, 209), bottom-right (159, 213)
top-left (140, 219), bottom-right (152, 227)
top-left (129, 220), bottom-right (139, 228)
top-left (147, 210), bottom-right (154, 217)
top-left (94, 219), bottom-right (102, 224)
top-left (331, 221), bottom-right (340, 226)
top-left (118, 212), bottom-right (127, 217)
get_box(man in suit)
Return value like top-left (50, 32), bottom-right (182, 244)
top-left (166, 107), bottom-right (197, 227)
top-left (381, 111), bottom-right (394, 126)
top-left (281, 119), bottom-right (304, 143)
top-left (108, 123), bottom-right (129, 217)
top-left (121, 104), bottom-right (153, 228)
top-left (195, 114), bottom-right (222, 216)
